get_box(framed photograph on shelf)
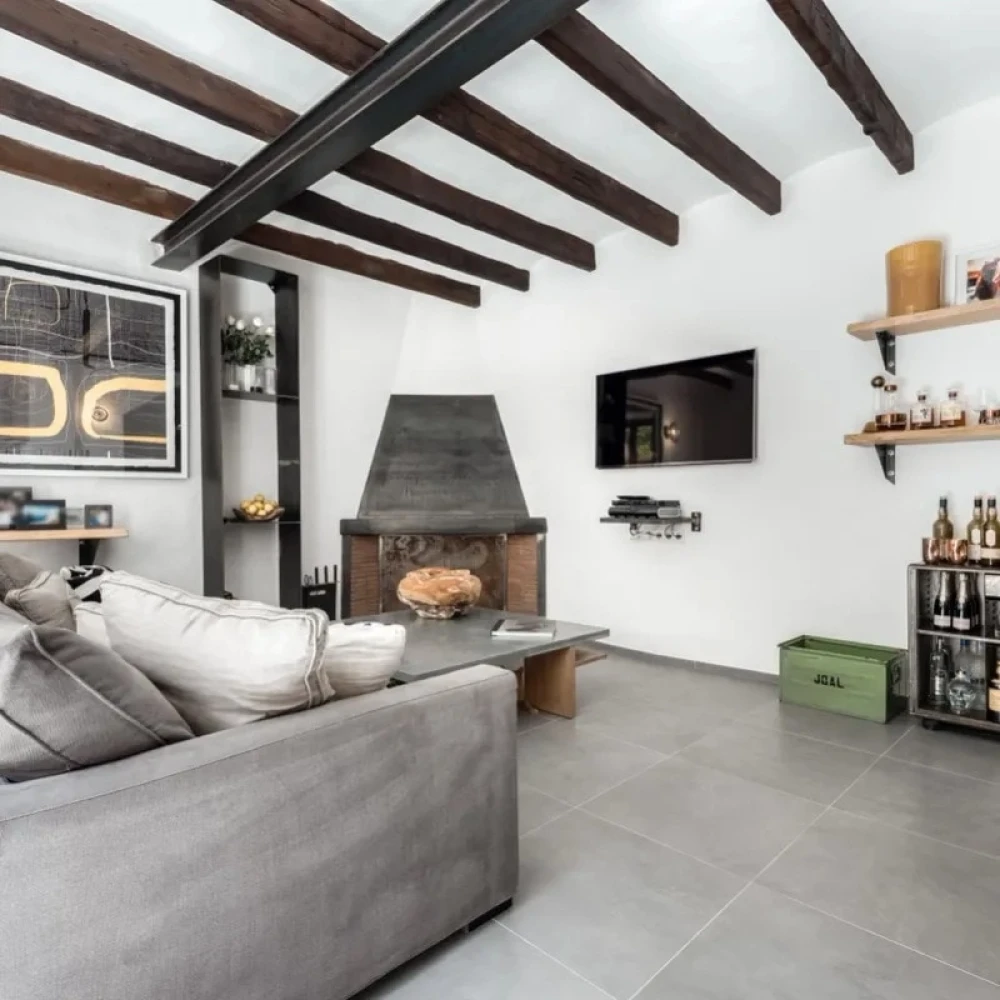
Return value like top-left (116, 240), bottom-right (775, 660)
top-left (0, 253), bottom-right (188, 477)
top-left (954, 244), bottom-right (1000, 304)
top-left (15, 499), bottom-right (66, 530)
top-left (0, 487), bottom-right (31, 530)
top-left (84, 504), bottom-right (114, 529)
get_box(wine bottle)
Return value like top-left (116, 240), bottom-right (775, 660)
top-left (932, 571), bottom-right (953, 631)
top-left (989, 649), bottom-right (1000, 723)
top-left (928, 637), bottom-right (950, 709)
top-left (983, 496), bottom-right (1000, 567)
top-left (932, 497), bottom-right (954, 542)
top-left (968, 496), bottom-right (985, 564)
top-left (953, 574), bottom-right (973, 634)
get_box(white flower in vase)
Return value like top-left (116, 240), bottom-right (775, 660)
top-left (265, 326), bottom-right (275, 336)
top-left (252, 317), bottom-right (263, 329)
top-left (226, 315), bottom-right (236, 326)
top-left (235, 319), bottom-right (246, 331)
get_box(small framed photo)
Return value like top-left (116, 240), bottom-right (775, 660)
top-left (16, 499), bottom-right (66, 530)
top-left (0, 487), bottom-right (32, 530)
top-left (955, 244), bottom-right (1000, 304)
top-left (84, 504), bottom-right (114, 529)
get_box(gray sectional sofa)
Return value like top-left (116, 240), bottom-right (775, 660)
top-left (0, 664), bottom-right (518, 1000)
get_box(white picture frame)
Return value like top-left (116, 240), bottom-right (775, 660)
top-left (954, 243), bottom-right (1000, 306)
top-left (0, 251), bottom-right (188, 478)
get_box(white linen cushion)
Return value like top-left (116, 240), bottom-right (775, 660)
top-left (101, 572), bottom-right (331, 734)
top-left (323, 621), bottom-right (406, 699)
top-left (74, 603), bottom-right (110, 648)
top-left (5, 571), bottom-right (78, 631)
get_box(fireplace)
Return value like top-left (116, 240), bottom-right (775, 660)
top-left (341, 395), bottom-right (546, 618)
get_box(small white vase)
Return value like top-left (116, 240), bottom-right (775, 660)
top-left (238, 364), bottom-right (257, 393)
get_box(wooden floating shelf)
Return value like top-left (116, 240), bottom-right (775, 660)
top-left (844, 425), bottom-right (1000, 447)
top-left (0, 528), bottom-right (128, 542)
top-left (847, 299), bottom-right (1000, 340)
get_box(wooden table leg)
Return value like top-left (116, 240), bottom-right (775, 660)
top-left (523, 646), bottom-right (576, 719)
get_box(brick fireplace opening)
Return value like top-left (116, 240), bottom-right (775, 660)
top-left (341, 395), bottom-right (546, 618)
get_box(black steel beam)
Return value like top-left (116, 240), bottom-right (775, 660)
top-left (153, 0), bottom-right (590, 270)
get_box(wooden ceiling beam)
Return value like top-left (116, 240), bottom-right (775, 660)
top-left (538, 13), bottom-right (781, 215)
top-left (0, 77), bottom-right (529, 292)
top-left (212, 0), bottom-right (681, 246)
top-left (0, 136), bottom-right (481, 307)
top-left (0, 0), bottom-right (595, 270)
top-left (764, 0), bottom-right (914, 173)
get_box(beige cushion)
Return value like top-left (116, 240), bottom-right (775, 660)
top-left (101, 572), bottom-right (331, 734)
top-left (0, 602), bottom-right (31, 644)
top-left (5, 571), bottom-right (78, 631)
top-left (0, 552), bottom-right (44, 598)
top-left (74, 603), bottom-right (110, 647)
top-left (324, 621), bottom-right (406, 699)
top-left (0, 625), bottom-right (193, 783)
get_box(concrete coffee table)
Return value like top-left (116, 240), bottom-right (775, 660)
top-left (351, 607), bottom-right (609, 719)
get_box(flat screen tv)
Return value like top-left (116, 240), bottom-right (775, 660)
top-left (596, 349), bottom-right (757, 469)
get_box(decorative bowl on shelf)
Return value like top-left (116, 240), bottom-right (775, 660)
top-left (231, 493), bottom-right (285, 522)
top-left (230, 506), bottom-right (285, 523)
top-left (397, 567), bottom-right (482, 620)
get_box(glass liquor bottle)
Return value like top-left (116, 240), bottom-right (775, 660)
top-left (928, 637), bottom-right (951, 709)
top-left (989, 649), bottom-right (1000, 722)
top-left (932, 571), bottom-right (953, 631)
top-left (932, 497), bottom-right (954, 542)
top-left (882, 380), bottom-right (907, 431)
top-left (948, 641), bottom-right (977, 715)
top-left (871, 374), bottom-right (887, 431)
top-left (939, 387), bottom-right (966, 428)
top-left (968, 496), bottom-right (985, 564)
top-left (970, 640), bottom-right (988, 712)
top-left (983, 497), bottom-right (1000, 567)
top-left (910, 389), bottom-right (934, 430)
top-left (953, 574), bottom-right (973, 635)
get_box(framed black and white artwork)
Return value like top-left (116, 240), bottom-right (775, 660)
top-left (0, 253), bottom-right (187, 477)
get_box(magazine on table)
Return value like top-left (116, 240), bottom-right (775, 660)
top-left (491, 618), bottom-right (557, 640)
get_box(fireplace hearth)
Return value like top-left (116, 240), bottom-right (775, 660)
top-left (341, 395), bottom-right (546, 618)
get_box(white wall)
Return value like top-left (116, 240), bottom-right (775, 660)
top-left (396, 94), bottom-right (1000, 675)
top-left (0, 173), bottom-right (417, 594)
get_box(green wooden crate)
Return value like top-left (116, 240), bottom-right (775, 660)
top-left (778, 636), bottom-right (907, 723)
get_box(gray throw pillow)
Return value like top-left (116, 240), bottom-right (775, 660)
top-left (0, 626), bottom-right (194, 782)
top-left (5, 571), bottom-right (78, 631)
top-left (0, 602), bottom-right (30, 644)
top-left (0, 552), bottom-right (44, 599)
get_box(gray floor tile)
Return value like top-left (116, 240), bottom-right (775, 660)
top-left (888, 725), bottom-right (1000, 785)
top-left (517, 722), bottom-right (664, 806)
top-left (759, 809), bottom-right (1000, 984)
top-left (584, 758), bottom-right (824, 878)
top-left (679, 723), bottom-right (876, 804)
top-left (518, 708), bottom-right (558, 734)
top-left (356, 921), bottom-right (611, 1000)
top-left (837, 756), bottom-right (1000, 858)
top-left (636, 884), bottom-right (1000, 1000)
top-left (502, 810), bottom-right (744, 999)
top-left (573, 697), bottom-right (723, 755)
top-left (519, 784), bottom-right (571, 837)
top-left (744, 700), bottom-right (913, 754)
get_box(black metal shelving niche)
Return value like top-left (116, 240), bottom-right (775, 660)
top-left (200, 255), bottom-right (302, 608)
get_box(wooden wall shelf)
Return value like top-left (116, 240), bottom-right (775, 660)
top-left (0, 527), bottom-right (129, 564)
top-left (847, 300), bottom-right (1000, 341)
top-left (844, 425), bottom-right (1000, 447)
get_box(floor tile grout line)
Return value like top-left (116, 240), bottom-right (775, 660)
top-left (884, 749), bottom-right (1000, 788)
top-left (518, 779), bottom-right (577, 810)
top-left (491, 920), bottom-right (617, 999)
top-left (624, 724), bottom-right (918, 1000)
top-left (736, 717), bottom-right (911, 755)
top-left (828, 803), bottom-right (1000, 864)
top-left (765, 888), bottom-right (1000, 989)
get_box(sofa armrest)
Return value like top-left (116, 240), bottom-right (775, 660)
top-left (0, 665), bottom-right (518, 1000)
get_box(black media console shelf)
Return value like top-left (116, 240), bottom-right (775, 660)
top-left (600, 512), bottom-right (702, 538)
top-left (200, 255), bottom-right (302, 608)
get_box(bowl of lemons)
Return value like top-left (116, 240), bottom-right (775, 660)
top-left (232, 494), bottom-right (284, 522)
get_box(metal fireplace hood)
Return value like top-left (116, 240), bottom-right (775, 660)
top-left (341, 395), bottom-right (547, 536)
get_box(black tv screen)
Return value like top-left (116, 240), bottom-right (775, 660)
top-left (596, 349), bottom-right (757, 468)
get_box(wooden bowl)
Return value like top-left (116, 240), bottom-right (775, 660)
top-left (231, 506), bottom-right (285, 523)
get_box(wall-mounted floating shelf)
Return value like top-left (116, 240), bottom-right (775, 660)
top-left (846, 300), bottom-right (1000, 482)
top-left (0, 527), bottom-right (129, 564)
top-left (600, 513), bottom-right (702, 539)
